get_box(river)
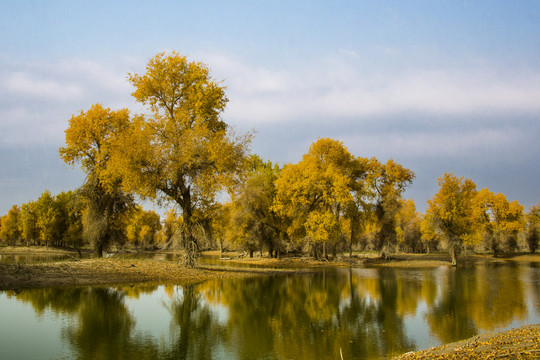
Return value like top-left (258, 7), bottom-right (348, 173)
top-left (0, 261), bottom-right (539, 359)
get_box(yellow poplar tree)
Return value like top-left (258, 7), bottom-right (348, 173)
top-left (111, 52), bottom-right (251, 267)
top-left (473, 188), bottom-right (524, 255)
top-left (273, 138), bottom-right (356, 259)
top-left (423, 173), bottom-right (477, 266)
top-left (59, 104), bottom-right (133, 257)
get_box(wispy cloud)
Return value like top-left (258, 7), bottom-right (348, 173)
top-left (5, 72), bottom-right (84, 101)
top-left (2, 51), bottom-right (540, 155)
top-left (0, 57), bottom-right (134, 146)
top-left (204, 51), bottom-right (540, 124)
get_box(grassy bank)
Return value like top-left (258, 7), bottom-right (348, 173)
top-left (212, 250), bottom-right (540, 268)
top-left (2, 246), bottom-right (539, 290)
top-left (0, 257), bottom-right (267, 290)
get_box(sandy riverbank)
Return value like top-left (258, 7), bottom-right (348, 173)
top-left (394, 324), bottom-right (540, 359)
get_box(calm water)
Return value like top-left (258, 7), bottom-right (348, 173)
top-left (1, 263), bottom-right (539, 359)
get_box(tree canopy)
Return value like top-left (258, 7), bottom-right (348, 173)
top-left (423, 173), bottom-right (477, 265)
top-left (110, 52), bottom-right (251, 266)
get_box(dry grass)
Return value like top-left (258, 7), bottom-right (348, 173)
top-left (395, 324), bottom-right (540, 359)
top-left (0, 257), bottom-right (261, 290)
top-left (2, 247), bottom-right (539, 290)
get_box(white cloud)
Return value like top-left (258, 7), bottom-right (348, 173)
top-left (341, 126), bottom-right (528, 162)
top-left (5, 71), bottom-right (84, 101)
top-left (0, 57), bottom-right (135, 146)
top-left (204, 51), bottom-right (540, 124)
top-left (2, 51), bottom-right (540, 152)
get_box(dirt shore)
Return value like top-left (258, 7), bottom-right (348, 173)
top-left (2, 247), bottom-right (539, 290)
top-left (0, 246), bottom-right (273, 289)
top-left (394, 324), bottom-right (540, 359)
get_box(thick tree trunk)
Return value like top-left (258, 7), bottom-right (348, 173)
top-left (97, 243), bottom-right (104, 258)
top-left (450, 244), bottom-right (458, 266)
top-left (181, 189), bottom-right (198, 268)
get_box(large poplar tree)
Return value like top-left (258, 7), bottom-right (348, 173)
top-left (113, 52), bottom-right (251, 266)
top-left (273, 138), bottom-right (360, 259)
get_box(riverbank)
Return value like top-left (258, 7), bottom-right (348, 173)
top-left (2, 246), bottom-right (540, 290)
top-left (394, 324), bottom-right (540, 359)
top-left (0, 257), bottom-right (271, 290)
top-left (0, 246), bottom-right (276, 289)
top-left (213, 250), bottom-right (540, 268)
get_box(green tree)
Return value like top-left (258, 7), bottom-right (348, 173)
top-left (526, 202), bottom-right (540, 253)
top-left (111, 52), bottom-right (250, 266)
top-left (56, 191), bottom-right (84, 252)
top-left (35, 190), bottom-right (64, 247)
top-left (19, 201), bottom-right (39, 246)
top-left (209, 203), bottom-right (233, 254)
top-left (59, 104), bottom-right (133, 257)
top-left (371, 159), bottom-right (415, 257)
top-left (423, 173), bottom-right (477, 266)
top-left (343, 156), bottom-right (374, 256)
top-left (230, 155), bottom-right (284, 258)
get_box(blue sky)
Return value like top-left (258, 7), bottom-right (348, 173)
top-left (1, 0), bottom-right (540, 215)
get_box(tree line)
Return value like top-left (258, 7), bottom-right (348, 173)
top-left (0, 190), bottom-right (163, 254)
top-left (1, 51), bottom-right (539, 265)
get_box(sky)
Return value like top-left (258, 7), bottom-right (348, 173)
top-left (1, 0), bottom-right (540, 215)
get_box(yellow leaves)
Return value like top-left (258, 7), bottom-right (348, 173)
top-left (472, 187), bottom-right (524, 244)
top-left (127, 51), bottom-right (227, 131)
top-left (59, 103), bottom-right (130, 176)
top-left (424, 173), bottom-right (477, 247)
top-left (306, 211), bottom-right (340, 243)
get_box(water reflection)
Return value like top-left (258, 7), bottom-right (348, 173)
top-left (1, 263), bottom-right (539, 360)
top-left (0, 254), bottom-right (74, 264)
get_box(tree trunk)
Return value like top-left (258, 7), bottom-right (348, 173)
top-left (97, 243), bottom-right (104, 258)
top-left (181, 188), bottom-right (198, 268)
top-left (349, 216), bottom-right (357, 258)
top-left (450, 244), bottom-right (458, 266)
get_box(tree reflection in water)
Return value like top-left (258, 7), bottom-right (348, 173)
top-left (3, 262), bottom-right (538, 360)
top-left (426, 263), bottom-right (528, 344)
